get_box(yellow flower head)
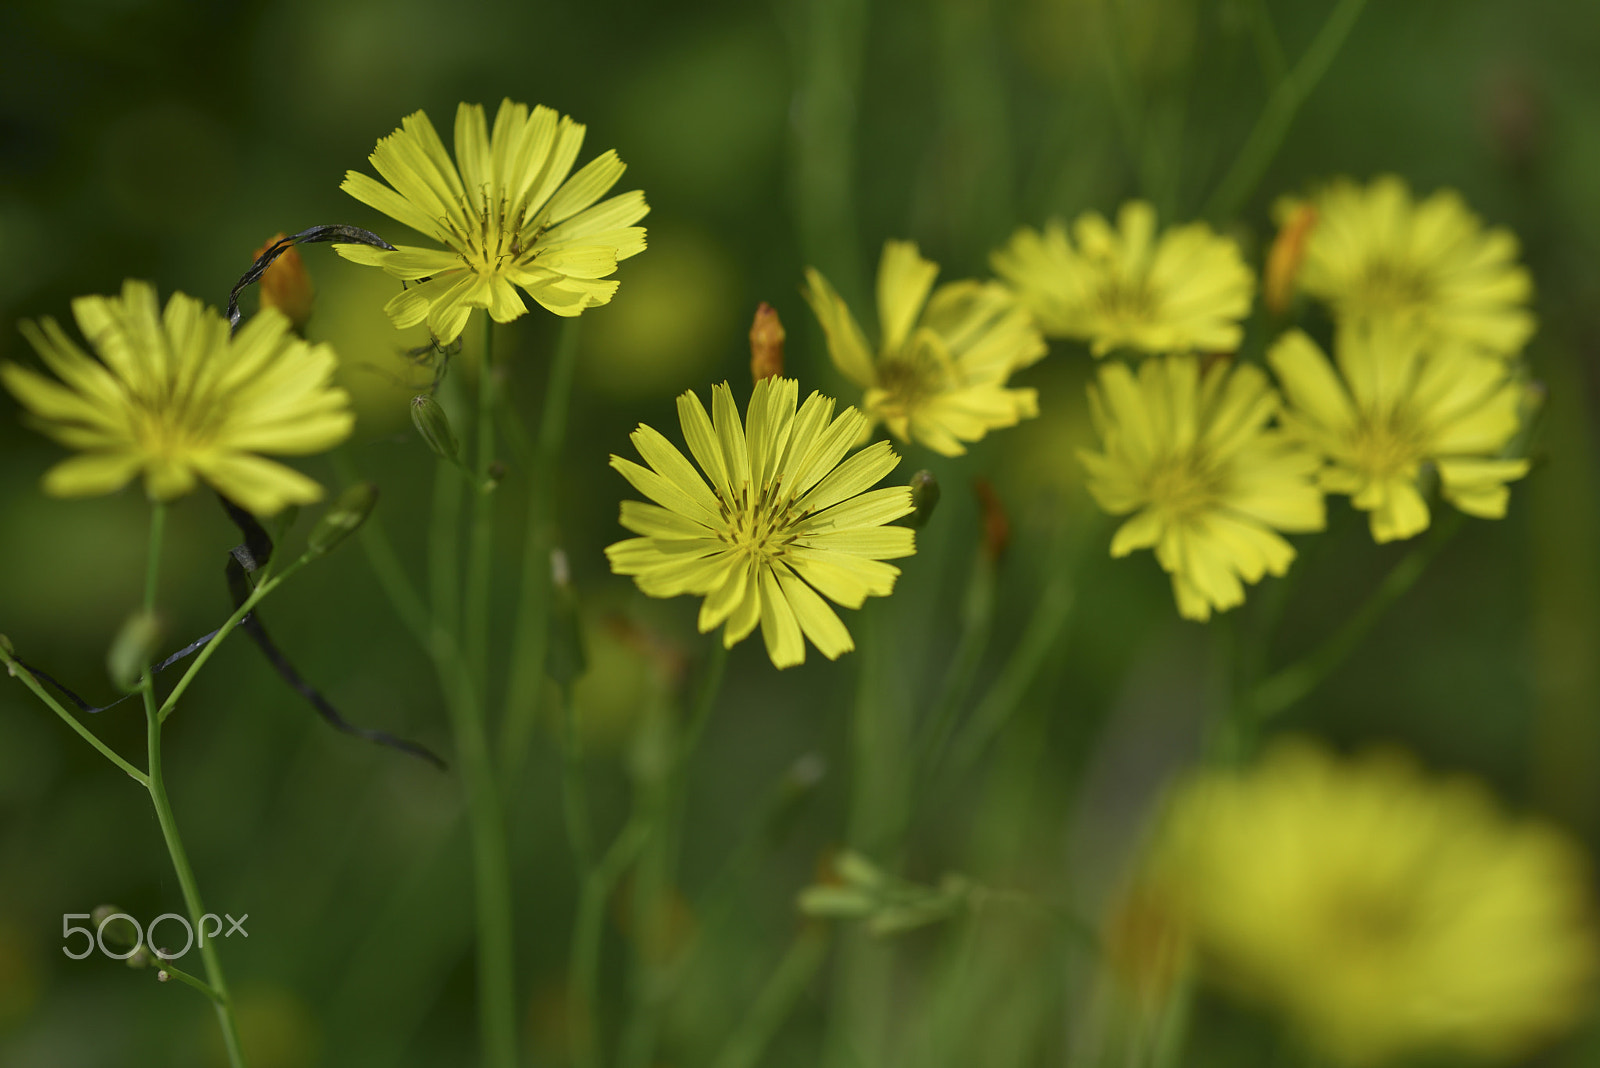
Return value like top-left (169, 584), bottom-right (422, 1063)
top-left (992, 201), bottom-right (1255, 357)
top-left (1080, 354), bottom-right (1325, 621)
top-left (1, 280), bottom-right (354, 515)
top-left (1287, 175), bottom-right (1535, 357)
top-left (802, 240), bottom-right (1045, 457)
top-left (605, 377), bottom-right (916, 669)
top-left (1268, 321), bottom-right (1529, 544)
top-left (1150, 740), bottom-right (1598, 1066)
top-left (335, 99), bottom-right (649, 344)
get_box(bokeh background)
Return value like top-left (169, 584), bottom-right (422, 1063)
top-left (2, 0), bottom-right (1599, 1065)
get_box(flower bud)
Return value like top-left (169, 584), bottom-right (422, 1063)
top-left (252, 233), bottom-right (315, 332)
top-left (308, 482), bottom-right (378, 556)
top-left (410, 394), bottom-right (461, 463)
top-left (906, 470), bottom-right (940, 529)
top-left (91, 906), bottom-right (140, 954)
top-left (749, 302), bottom-right (786, 382)
top-left (107, 610), bottom-right (163, 692)
top-left (1265, 202), bottom-right (1318, 317)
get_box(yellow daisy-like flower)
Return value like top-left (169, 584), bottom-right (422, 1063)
top-left (1287, 175), bottom-right (1535, 357)
top-left (1, 280), bottom-right (353, 515)
top-left (802, 240), bottom-right (1045, 457)
top-left (335, 99), bottom-right (649, 344)
top-left (992, 201), bottom-right (1255, 357)
top-left (605, 377), bottom-right (916, 669)
top-left (1149, 739), bottom-right (1597, 1066)
top-left (1080, 354), bottom-right (1326, 621)
top-left (1268, 321), bottom-right (1529, 544)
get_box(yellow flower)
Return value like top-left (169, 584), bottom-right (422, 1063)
top-left (335, 99), bottom-right (649, 344)
top-left (1080, 354), bottom-right (1325, 621)
top-left (992, 201), bottom-right (1254, 357)
top-left (1, 280), bottom-right (353, 515)
top-left (802, 240), bottom-right (1044, 457)
top-left (1287, 175), bottom-right (1535, 357)
top-left (1150, 739), bottom-right (1598, 1066)
top-left (605, 377), bottom-right (916, 669)
top-left (1268, 321), bottom-right (1529, 544)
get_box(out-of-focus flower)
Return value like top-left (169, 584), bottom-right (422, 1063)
top-left (1268, 321), bottom-right (1529, 544)
top-left (993, 201), bottom-right (1254, 357)
top-left (252, 232), bottom-right (315, 332)
top-left (1288, 176), bottom-right (1534, 357)
top-left (803, 241), bottom-right (1045, 456)
top-left (1, 280), bottom-right (353, 515)
top-left (749, 302), bottom-right (785, 381)
top-left (1080, 354), bottom-right (1325, 621)
top-left (335, 99), bottom-right (649, 343)
top-left (1149, 739), bottom-right (1598, 1066)
top-left (605, 377), bottom-right (915, 668)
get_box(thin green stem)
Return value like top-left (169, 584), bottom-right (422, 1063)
top-left (464, 315), bottom-right (497, 688)
top-left (332, 451), bottom-right (432, 649)
top-left (571, 818), bottom-right (651, 1068)
top-left (156, 554), bottom-right (315, 723)
top-left (558, 681), bottom-right (595, 878)
top-left (0, 647), bottom-right (147, 785)
top-left (429, 458), bottom-right (463, 640)
top-left (139, 503), bottom-right (247, 1068)
top-left (1248, 512), bottom-right (1462, 722)
top-left (709, 927), bottom-right (830, 1068)
top-left (157, 961), bottom-right (224, 1003)
top-left (1202, 0), bottom-right (1370, 221)
top-left (916, 553), bottom-right (996, 782)
top-left (501, 318), bottom-right (581, 781)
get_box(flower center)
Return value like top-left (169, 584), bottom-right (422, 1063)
top-left (716, 479), bottom-right (806, 561)
top-left (443, 190), bottom-right (544, 278)
top-left (1146, 452), bottom-right (1224, 519)
top-left (1351, 257), bottom-right (1434, 314)
top-left (1093, 277), bottom-right (1158, 327)
top-left (1348, 413), bottom-right (1429, 480)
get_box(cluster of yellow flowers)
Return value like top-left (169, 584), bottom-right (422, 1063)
top-left (987, 178), bottom-right (1534, 620)
top-left (1139, 740), bottom-right (1596, 1065)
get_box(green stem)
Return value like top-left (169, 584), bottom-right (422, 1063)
top-left (709, 927), bottom-right (830, 1068)
top-left (1248, 512), bottom-right (1462, 722)
top-left (464, 315), bottom-right (497, 688)
top-left (139, 503), bottom-right (247, 1068)
top-left (157, 554), bottom-right (315, 723)
top-left (558, 681), bottom-right (595, 878)
top-left (1202, 0), bottom-right (1370, 220)
top-left (0, 647), bottom-right (147, 785)
top-left (501, 318), bottom-right (581, 781)
top-left (332, 452), bottom-right (432, 650)
top-left (157, 961), bottom-right (224, 1003)
top-left (916, 552), bottom-right (996, 782)
top-left (571, 818), bottom-right (652, 1068)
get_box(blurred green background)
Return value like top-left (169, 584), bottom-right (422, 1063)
top-left (2, 0), bottom-right (1599, 1065)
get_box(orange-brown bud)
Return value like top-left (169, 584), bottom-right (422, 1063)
top-left (749, 302), bottom-right (786, 381)
top-left (1264, 203), bottom-right (1318, 317)
top-left (252, 232), bottom-right (314, 332)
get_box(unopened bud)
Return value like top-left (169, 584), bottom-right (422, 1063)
top-left (411, 394), bottom-right (461, 463)
top-left (749, 302), bottom-right (786, 381)
top-left (92, 906), bottom-right (140, 953)
top-left (252, 233), bottom-right (314, 332)
top-left (309, 482), bottom-right (378, 556)
top-left (1264, 202), bottom-right (1318, 316)
top-left (906, 470), bottom-right (940, 529)
top-left (546, 548), bottom-right (588, 687)
top-left (973, 478), bottom-right (1011, 561)
top-left (107, 610), bottom-right (163, 692)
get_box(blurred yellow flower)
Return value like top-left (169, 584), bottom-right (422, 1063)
top-left (606, 377), bottom-right (916, 668)
top-left (1080, 354), bottom-right (1325, 621)
top-left (1268, 321), bottom-right (1529, 544)
top-left (802, 241), bottom-right (1045, 456)
top-left (1, 280), bottom-right (353, 515)
top-left (993, 201), bottom-right (1254, 357)
top-left (1285, 176), bottom-right (1534, 357)
top-left (1150, 739), bottom-right (1598, 1066)
top-left (335, 99), bottom-right (649, 344)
